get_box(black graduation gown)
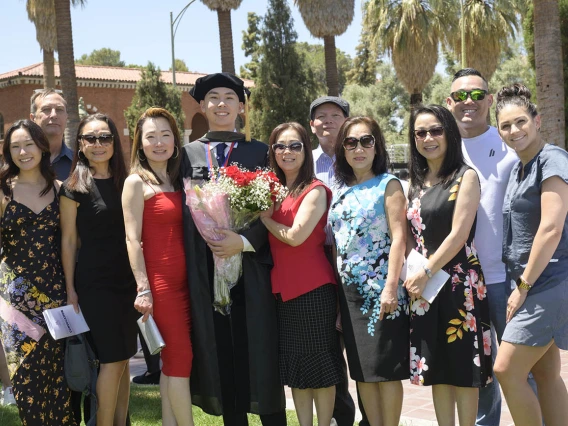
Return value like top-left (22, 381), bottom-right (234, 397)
top-left (180, 136), bottom-right (285, 416)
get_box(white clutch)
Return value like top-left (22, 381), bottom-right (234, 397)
top-left (137, 315), bottom-right (166, 355)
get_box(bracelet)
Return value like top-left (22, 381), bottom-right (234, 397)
top-left (136, 289), bottom-right (152, 298)
top-left (422, 265), bottom-right (433, 279)
top-left (516, 275), bottom-right (533, 291)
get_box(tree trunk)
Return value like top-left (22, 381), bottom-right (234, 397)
top-left (323, 35), bottom-right (339, 96)
top-left (534, 0), bottom-right (566, 149)
top-left (410, 92), bottom-right (423, 108)
top-left (54, 0), bottom-right (80, 149)
top-left (217, 9), bottom-right (236, 74)
top-left (43, 50), bottom-right (56, 89)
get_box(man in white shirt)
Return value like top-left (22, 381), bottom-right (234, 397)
top-left (310, 96), bottom-right (350, 188)
top-left (447, 68), bottom-right (518, 426)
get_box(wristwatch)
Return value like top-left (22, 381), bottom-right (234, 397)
top-left (516, 275), bottom-right (533, 291)
top-left (422, 265), bottom-right (433, 279)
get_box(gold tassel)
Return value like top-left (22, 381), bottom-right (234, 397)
top-left (244, 90), bottom-right (251, 142)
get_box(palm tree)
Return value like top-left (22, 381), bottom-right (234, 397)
top-left (26, 0), bottom-right (58, 89)
top-left (533, 0), bottom-right (566, 148)
top-left (450, 0), bottom-right (519, 81)
top-left (365, 0), bottom-right (442, 106)
top-left (201, 0), bottom-right (242, 74)
top-left (54, 0), bottom-right (85, 147)
top-left (294, 0), bottom-right (355, 96)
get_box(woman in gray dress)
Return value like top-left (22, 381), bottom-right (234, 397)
top-left (493, 83), bottom-right (568, 426)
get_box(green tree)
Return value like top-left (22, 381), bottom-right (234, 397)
top-left (26, 0), bottom-right (58, 88)
top-left (295, 43), bottom-right (352, 95)
top-left (76, 47), bottom-right (125, 67)
top-left (240, 12), bottom-right (262, 79)
top-left (54, 0), bottom-right (86, 147)
top-left (294, 0), bottom-right (355, 96)
top-left (169, 59), bottom-right (189, 72)
top-left (201, 0), bottom-right (242, 74)
top-left (250, 0), bottom-right (319, 142)
top-left (365, 0), bottom-right (443, 106)
top-left (343, 62), bottom-right (409, 146)
top-left (450, 0), bottom-right (520, 81)
top-left (346, 27), bottom-right (378, 86)
top-left (124, 62), bottom-right (185, 137)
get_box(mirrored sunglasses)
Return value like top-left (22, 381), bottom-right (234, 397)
top-left (450, 89), bottom-right (488, 102)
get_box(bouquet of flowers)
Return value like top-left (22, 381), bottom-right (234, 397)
top-left (184, 165), bottom-right (287, 315)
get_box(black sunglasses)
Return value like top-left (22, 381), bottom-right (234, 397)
top-left (272, 141), bottom-right (304, 153)
top-left (80, 134), bottom-right (114, 146)
top-left (450, 89), bottom-right (488, 102)
top-left (343, 135), bottom-right (375, 151)
top-left (414, 127), bottom-right (444, 140)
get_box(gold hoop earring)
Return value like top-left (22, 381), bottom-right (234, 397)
top-left (172, 145), bottom-right (179, 159)
top-left (137, 150), bottom-right (147, 162)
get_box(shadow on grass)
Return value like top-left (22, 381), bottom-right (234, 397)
top-left (0, 384), bottom-right (303, 426)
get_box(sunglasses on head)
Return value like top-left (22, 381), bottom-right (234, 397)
top-left (272, 141), bottom-right (304, 153)
top-left (414, 126), bottom-right (444, 140)
top-left (80, 134), bottom-right (114, 146)
top-left (450, 89), bottom-right (488, 102)
top-left (343, 135), bottom-right (375, 151)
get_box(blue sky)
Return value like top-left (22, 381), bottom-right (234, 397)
top-left (1, 0), bottom-right (364, 75)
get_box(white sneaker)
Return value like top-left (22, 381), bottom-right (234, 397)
top-left (2, 386), bottom-right (16, 405)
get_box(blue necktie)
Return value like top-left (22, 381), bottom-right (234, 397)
top-left (215, 143), bottom-right (226, 166)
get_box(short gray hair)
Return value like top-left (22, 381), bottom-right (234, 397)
top-left (30, 88), bottom-right (67, 114)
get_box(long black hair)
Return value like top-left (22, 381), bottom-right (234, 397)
top-left (0, 120), bottom-right (55, 196)
top-left (334, 116), bottom-right (390, 187)
top-left (66, 113), bottom-right (127, 194)
top-left (408, 105), bottom-right (464, 191)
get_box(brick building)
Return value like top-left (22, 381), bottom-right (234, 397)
top-left (0, 63), bottom-right (252, 157)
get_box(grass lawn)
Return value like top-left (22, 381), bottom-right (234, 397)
top-left (0, 384), bottom-right (302, 426)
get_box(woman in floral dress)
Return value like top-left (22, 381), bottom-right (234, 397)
top-left (329, 116), bottom-right (408, 426)
top-left (404, 105), bottom-right (492, 426)
top-left (0, 120), bottom-right (75, 425)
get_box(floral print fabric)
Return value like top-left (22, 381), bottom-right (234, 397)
top-left (329, 174), bottom-right (409, 382)
top-left (0, 196), bottom-right (75, 425)
top-left (407, 165), bottom-right (492, 387)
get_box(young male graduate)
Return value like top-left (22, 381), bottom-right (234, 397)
top-left (180, 73), bottom-right (286, 426)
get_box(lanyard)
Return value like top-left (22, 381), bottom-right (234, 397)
top-left (205, 142), bottom-right (236, 172)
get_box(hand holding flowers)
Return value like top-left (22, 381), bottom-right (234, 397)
top-left (184, 165), bottom-right (287, 314)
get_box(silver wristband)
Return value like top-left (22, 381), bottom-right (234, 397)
top-left (136, 289), bottom-right (152, 298)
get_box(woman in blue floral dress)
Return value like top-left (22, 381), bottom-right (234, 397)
top-left (329, 116), bottom-right (408, 426)
top-left (405, 105), bottom-right (492, 426)
top-left (0, 120), bottom-right (75, 425)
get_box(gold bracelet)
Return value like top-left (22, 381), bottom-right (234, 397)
top-left (516, 275), bottom-right (532, 291)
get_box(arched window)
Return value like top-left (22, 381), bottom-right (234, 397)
top-left (0, 113), bottom-right (4, 141)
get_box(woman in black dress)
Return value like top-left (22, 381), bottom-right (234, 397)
top-left (60, 114), bottom-right (137, 426)
top-left (404, 105), bottom-right (492, 426)
top-left (0, 120), bottom-right (76, 425)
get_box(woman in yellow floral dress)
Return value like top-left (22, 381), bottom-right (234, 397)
top-left (0, 120), bottom-right (75, 425)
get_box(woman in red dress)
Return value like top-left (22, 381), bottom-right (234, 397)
top-left (122, 107), bottom-right (193, 426)
top-left (261, 122), bottom-right (342, 426)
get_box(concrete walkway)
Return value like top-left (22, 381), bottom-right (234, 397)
top-left (130, 347), bottom-right (568, 425)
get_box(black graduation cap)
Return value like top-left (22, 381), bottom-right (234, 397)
top-left (190, 73), bottom-right (251, 103)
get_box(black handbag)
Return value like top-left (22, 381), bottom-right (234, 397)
top-left (64, 333), bottom-right (99, 426)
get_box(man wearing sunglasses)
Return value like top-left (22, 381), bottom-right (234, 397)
top-left (447, 68), bottom-right (518, 426)
top-left (30, 88), bottom-right (74, 180)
